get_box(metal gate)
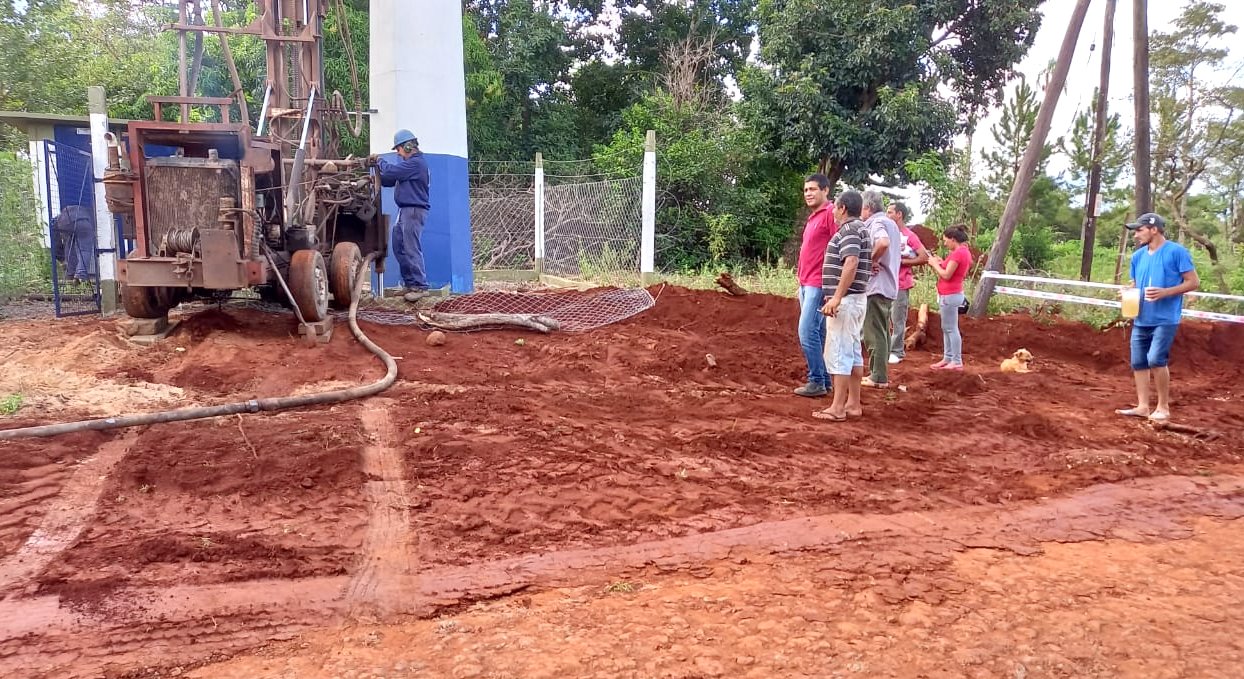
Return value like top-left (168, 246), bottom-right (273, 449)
top-left (43, 140), bottom-right (101, 316)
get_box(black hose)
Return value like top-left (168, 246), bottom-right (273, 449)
top-left (0, 254), bottom-right (396, 441)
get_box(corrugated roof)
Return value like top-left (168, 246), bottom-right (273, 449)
top-left (0, 110), bottom-right (133, 130)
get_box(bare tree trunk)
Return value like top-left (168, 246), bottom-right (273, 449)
top-left (1170, 206), bottom-right (1229, 293)
top-left (970, 0), bottom-right (1094, 317)
top-left (1113, 225), bottom-right (1129, 284)
top-left (819, 157), bottom-right (845, 192)
top-left (1133, 0), bottom-right (1152, 214)
top-left (1080, 0), bottom-right (1117, 281)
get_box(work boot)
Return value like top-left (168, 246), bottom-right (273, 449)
top-left (793, 382), bottom-right (828, 398)
top-left (402, 289), bottom-right (428, 303)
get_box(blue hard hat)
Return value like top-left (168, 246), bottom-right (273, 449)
top-left (392, 129), bottom-right (418, 149)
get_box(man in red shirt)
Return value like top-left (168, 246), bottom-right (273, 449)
top-left (794, 174), bottom-right (837, 397)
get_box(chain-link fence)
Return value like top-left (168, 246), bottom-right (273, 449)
top-left (543, 175), bottom-right (644, 287)
top-left (468, 154), bottom-right (648, 288)
top-left (470, 161), bottom-right (536, 271)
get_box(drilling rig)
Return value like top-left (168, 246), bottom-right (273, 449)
top-left (107, 0), bottom-right (383, 339)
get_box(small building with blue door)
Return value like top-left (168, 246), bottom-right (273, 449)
top-left (0, 111), bottom-right (133, 254)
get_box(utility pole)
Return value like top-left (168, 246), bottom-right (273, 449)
top-left (970, 0), bottom-right (1094, 317)
top-left (1079, 0), bottom-right (1117, 281)
top-left (1133, 0), bottom-right (1152, 214)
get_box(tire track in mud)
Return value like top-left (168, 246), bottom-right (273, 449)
top-left (2, 474), bottom-right (1242, 677)
top-left (407, 474), bottom-right (1244, 609)
top-left (0, 577), bottom-right (348, 678)
top-left (0, 431), bottom-right (140, 597)
top-left (346, 400), bottom-right (416, 615)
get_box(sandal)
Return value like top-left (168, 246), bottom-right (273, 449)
top-left (812, 409), bottom-right (847, 421)
top-left (861, 377), bottom-right (890, 389)
top-left (1148, 411), bottom-right (1171, 423)
top-left (1115, 407), bottom-right (1150, 419)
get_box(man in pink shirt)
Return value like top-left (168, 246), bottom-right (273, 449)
top-left (885, 202), bottom-right (928, 364)
top-left (794, 174), bottom-right (838, 397)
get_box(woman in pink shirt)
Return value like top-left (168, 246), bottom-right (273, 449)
top-left (926, 225), bottom-right (973, 370)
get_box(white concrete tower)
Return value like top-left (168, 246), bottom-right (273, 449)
top-left (370, 0), bottom-right (473, 292)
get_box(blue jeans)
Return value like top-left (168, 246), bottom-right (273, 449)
top-left (393, 206), bottom-right (428, 289)
top-left (797, 285), bottom-right (828, 387)
top-left (938, 293), bottom-right (965, 364)
top-left (1131, 324), bottom-right (1178, 370)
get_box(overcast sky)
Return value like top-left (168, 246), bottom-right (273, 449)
top-left (970, 0), bottom-right (1244, 176)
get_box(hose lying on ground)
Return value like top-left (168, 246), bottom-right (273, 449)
top-left (0, 253), bottom-right (396, 441)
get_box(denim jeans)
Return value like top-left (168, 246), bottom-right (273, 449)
top-left (392, 206), bottom-right (429, 289)
top-left (797, 285), bottom-right (828, 387)
top-left (889, 288), bottom-right (910, 357)
top-left (938, 293), bottom-right (965, 365)
top-left (1130, 323), bottom-right (1179, 370)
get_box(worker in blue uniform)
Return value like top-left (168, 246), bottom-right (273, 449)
top-left (374, 129), bottom-right (431, 302)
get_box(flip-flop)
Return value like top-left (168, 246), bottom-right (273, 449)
top-left (812, 409), bottom-right (847, 421)
top-left (861, 377), bottom-right (890, 389)
top-left (1148, 411), bottom-right (1171, 422)
top-left (1115, 407), bottom-right (1150, 418)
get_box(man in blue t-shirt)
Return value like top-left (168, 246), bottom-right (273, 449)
top-left (1115, 213), bottom-right (1199, 423)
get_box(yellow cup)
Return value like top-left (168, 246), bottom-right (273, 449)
top-left (1121, 287), bottom-right (1140, 319)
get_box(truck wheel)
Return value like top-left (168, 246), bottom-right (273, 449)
top-left (329, 241), bottom-right (363, 310)
top-left (121, 285), bottom-right (174, 319)
top-left (289, 249), bottom-right (329, 322)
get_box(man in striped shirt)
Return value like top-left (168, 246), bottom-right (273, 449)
top-left (814, 190), bottom-right (872, 422)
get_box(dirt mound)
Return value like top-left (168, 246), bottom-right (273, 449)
top-left (5, 286), bottom-right (1244, 679)
top-left (927, 370), bottom-right (989, 396)
top-left (119, 414), bottom-right (366, 497)
top-left (1002, 412), bottom-right (1063, 439)
top-left (636, 284), bottom-right (797, 335)
top-left (174, 307), bottom-right (250, 342)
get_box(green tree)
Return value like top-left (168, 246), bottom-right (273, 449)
top-left (594, 91), bottom-right (800, 269)
top-left (465, 0), bottom-right (582, 159)
top-left (981, 73), bottom-right (1052, 197)
top-left (1056, 93), bottom-right (1130, 208)
top-left (744, 0), bottom-right (1043, 188)
top-left (612, 0), bottom-right (755, 92)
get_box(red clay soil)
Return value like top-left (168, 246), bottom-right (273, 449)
top-left (1, 286), bottom-right (1243, 678)
top-left (33, 411), bottom-right (371, 602)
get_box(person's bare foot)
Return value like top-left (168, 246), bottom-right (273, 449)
top-left (812, 408), bottom-right (847, 421)
top-left (846, 408), bottom-right (863, 418)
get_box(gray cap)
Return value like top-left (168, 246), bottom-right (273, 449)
top-left (1125, 213), bottom-right (1166, 231)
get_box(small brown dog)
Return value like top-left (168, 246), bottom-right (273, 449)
top-left (1000, 348), bottom-right (1034, 373)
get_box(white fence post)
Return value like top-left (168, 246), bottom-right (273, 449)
top-left (534, 151), bottom-right (545, 276)
top-left (88, 86), bottom-right (118, 315)
top-left (640, 129), bottom-right (656, 284)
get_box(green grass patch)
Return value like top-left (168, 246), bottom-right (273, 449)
top-left (0, 394), bottom-right (23, 416)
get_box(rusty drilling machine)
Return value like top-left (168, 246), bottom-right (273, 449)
top-left (106, 0), bottom-right (383, 342)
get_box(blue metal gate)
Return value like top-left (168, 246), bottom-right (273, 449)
top-left (43, 140), bottom-right (102, 316)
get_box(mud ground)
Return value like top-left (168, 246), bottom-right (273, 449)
top-left (1, 285), bottom-right (1243, 678)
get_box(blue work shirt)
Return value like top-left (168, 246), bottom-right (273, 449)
top-left (377, 151), bottom-right (430, 209)
top-left (1130, 241), bottom-right (1195, 326)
